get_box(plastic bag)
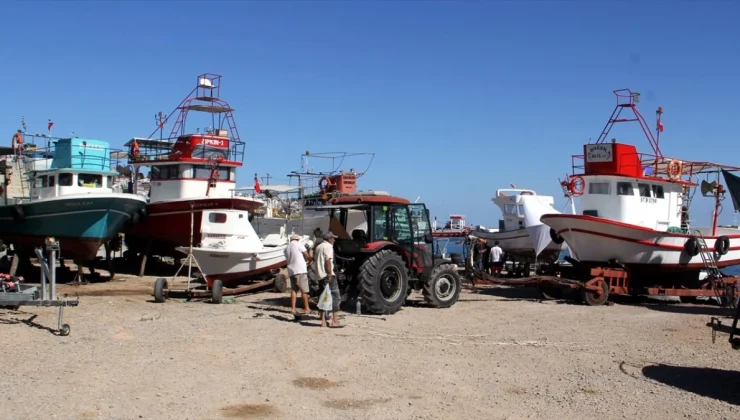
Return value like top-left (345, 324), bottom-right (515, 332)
top-left (318, 283), bottom-right (333, 312)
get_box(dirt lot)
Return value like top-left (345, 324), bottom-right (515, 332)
top-left (1, 275), bottom-right (739, 420)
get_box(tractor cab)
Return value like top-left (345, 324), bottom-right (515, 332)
top-left (314, 194), bottom-right (460, 315)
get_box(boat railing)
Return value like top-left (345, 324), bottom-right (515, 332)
top-left (17, 134), bottom-right (125, 173)
top-left (125, 136), bottom-right (245, 165)
top-left (571, 152), bottom-right (740, 182)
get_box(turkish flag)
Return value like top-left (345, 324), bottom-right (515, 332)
top-left (254, 177), bottom-right (262, 194)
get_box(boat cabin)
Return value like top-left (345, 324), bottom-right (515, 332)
top-left (124, 134), bottom-right (240, 202)
top-left (493, 189), bottom-right (556, 232)
top-left (26, 138), bottom-right (119, 200)
top-left (573, 142), bottom-right (689, 232)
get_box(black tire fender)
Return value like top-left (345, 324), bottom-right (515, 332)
top-left (549, 228), bottom-right (564, 244)
top-left (715, 235), bottom-right (730, 256)
top-left (684, 237), bottom-right (700, 257)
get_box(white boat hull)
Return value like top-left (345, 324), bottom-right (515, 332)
top-left (176, 244), bottom-right (291, 285)
top-left (541, 214), bottom-right (740, 272)
top-left (474, 228), bottom-right (562, 261)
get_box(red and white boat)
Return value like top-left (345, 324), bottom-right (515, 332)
top-left (122, 74), bottom-right (263, 262)
top-left (176, 209), bottom-right (311, 285)
top-left (541, 89), bottom-right (740, 274)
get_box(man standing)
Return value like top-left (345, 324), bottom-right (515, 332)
top-left (285, 234), bottom-right (311, 317)
top-left (489, 240), bottom-right (504, 277)
top-left (314, 232), bottom-right (340, 327)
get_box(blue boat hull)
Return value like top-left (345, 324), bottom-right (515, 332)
top-left (0, 194), bottom-right (147, 262)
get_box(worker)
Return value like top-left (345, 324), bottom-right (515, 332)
top-left (474, 238), bottom-right (487, 271)
top-left (314, 232), bottom-right (340, 327)
top-left (285, 234), bottom-right (312, 318)
top-left (489, 240), bottom-right (504, 277)
top-left (11, 130), bottom-right (23, 155)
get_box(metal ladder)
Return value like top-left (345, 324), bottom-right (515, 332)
top-left (693, 230), bottom-right (733, 308)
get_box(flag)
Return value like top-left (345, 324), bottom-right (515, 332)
top-left (48, 120), bottom-right (54, 131)
top-left (658, 121), bottom-right (664, 132)
top-left (254, 176), bottom-right (262, 194)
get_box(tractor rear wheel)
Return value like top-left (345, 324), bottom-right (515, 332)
top-left (358, 250), bottom-right (409, 315)
top-left (423, 263), bottom-right (461, 308)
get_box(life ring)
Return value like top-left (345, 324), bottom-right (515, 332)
top-left (715, 235), bottom-right (730, 255)
top-left (569, 176), bottom-right (586, 196)
top-left (318, 176), bottom-right (334, 192)
top-left (684, 237), bottom-right (700, 257)
top-left (667, 159), bottom-right (682, 181)
top-left (549, 228), bottom-right (564, 245)
top-left (129, 140), bottom-right (140, 160)
top-left (11, 131), bottom-right (23, 154)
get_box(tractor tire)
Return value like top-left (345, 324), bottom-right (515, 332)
top-left (423, 263), bottom-right (461, 308)
top-left (358, 249), bottom-right (409, 315)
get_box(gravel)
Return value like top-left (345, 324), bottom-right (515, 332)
top-left (0, 277), bottom-right (738, 420)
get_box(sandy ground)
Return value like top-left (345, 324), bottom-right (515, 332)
top-left (1, 274), bottom-right (739, 420)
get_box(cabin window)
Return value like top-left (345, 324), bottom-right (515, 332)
top-left (518, 205), bottom-right (524, 216)
top-left (617, 182), bottom-right (633, 196)
top-left (637, 183), bottom-right (651, 198)
top-left (59, 173), bottom-right (73, 186)
top-left (106, 176), bottom-right (113, 188)
top-left (588, 182), bottom-right (610, 195)
top-left (193, 165), bottom-right (230, 181)
top-left (208, 213), bottom-right (228, 223)
top-left (150, 165), bottom-right (179, 180)
top-left (652, 185), bottom-right (665, 199)
top-left (48, 176), bottom-right (55, 187)
top-left (504, 204), bottom-right (518, 215)
top-left (35, 176), bottom-right (48, 188)
top-left (583, 210), bottom-right (599, 217)
top-left (79, 173), bottom-right (103, 188)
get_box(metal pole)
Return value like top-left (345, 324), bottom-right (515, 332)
top-left (37, 248), bottom-right (47, 301)
top-left (187, 202), bottom-right (194, 290)
top-left (49, 246), bottom-right (57, 301)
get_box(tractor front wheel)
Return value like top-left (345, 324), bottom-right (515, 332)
top-left (423, 264), bottom-right (462, 308)
top-left (358, 250), bottom-right (409, 315)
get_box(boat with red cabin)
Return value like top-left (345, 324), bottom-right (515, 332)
top-left (121, 74), bottom-right (263, 265)
top-left (541, 89), bottom-right (740, 279)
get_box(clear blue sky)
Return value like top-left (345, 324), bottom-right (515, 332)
top-left (2, 1), bottom-right (740, 226)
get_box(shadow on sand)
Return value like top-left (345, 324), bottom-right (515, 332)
top-left (641, 364), bottom-right (740, 406)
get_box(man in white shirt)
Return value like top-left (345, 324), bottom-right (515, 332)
top-left (314, 232), bottom-right (340, 327)
top-left (285, 234), bottom-right (311, 316)
top-left (489, 240), bottom-right (504, 277)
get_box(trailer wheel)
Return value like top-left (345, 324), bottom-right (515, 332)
top-left (211, 279), bottom-right (223, 304)
top-left (423, 263), bottom-right (461, 308)
top-left (59, 324), bottom-right (71, 336)
top-left (153, 277), bottom-right (167, 303)
top-left (358, 249), bottom-right (408, 314)
top-left (581, 279), bottom-right (609, 306)
top-left (274, 272), bottom-right (288, 293)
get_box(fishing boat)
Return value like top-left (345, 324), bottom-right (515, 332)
top-left (0, 133), bottom-right (147, 263)
top-left (121, 74), bottom-right (263, 266)
top-left (540, 89), bottom-right (740, 275)
top-left (475, 189), bottom-right (565, 261)
top-left (176, 209), bottom-right (311, 285)
top-left (249, 151), bottom-right (375, 237)
top-left (431, 215), bottom-right (471, 237)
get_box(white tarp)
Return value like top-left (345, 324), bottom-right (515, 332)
top-left (520, 196), bottom-right (563, 258)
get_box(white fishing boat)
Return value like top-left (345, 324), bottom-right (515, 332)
top-left (175, 209), bottom-right (311, 286)
top-left (540, 89), bottom-right (740, 274)
top-left (474, 189), bottom-right (565, 261)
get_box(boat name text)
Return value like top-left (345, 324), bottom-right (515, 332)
top-left (640, 197), bottom-right (658, 204)
top-left (585, 144), bottom-right (613, 163)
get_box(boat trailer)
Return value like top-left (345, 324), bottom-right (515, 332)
top-left (152, 268), bottom-right (288, 304)
top-left (0, 238), bottom-right (79, 336)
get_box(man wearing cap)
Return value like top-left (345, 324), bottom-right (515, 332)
top-left (285, 234), bottom-right (312, 316)
top-left (314, 232), bottom-right (340, 327)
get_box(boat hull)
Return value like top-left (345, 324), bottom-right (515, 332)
top-left (177, 245), bottom-right (289, 286)
top-left (124, 197), bottom-right (263, 258)
top-left (0, 194), bottom-right (147, 262)
top-left (541, 214), bottom-right (740, 272)
top-left (475, 228), bottom-right (562, 261)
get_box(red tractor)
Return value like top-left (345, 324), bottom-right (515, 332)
top-left (312, 194), bottom-right (462, 314)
